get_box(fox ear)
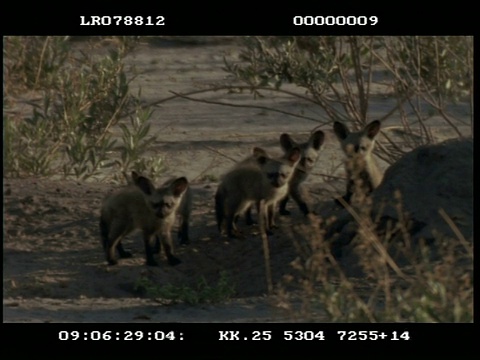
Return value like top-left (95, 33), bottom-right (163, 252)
top-left (252, 147), bottom-right (269, 165)
top-left (310, 130), bottom-right (325, 150)
top-left (333, 121), bottom-right (349, 140)
top-left (364, 120), bottom-right (381, 139)
top-left (172, 177), bottom-right (189, 197)
top-left (252, 147), bottom-right (268, 158)
top-left (131, 172), bottom-right (155, 195)
top-left (280, 133), bottom-right (294, 152)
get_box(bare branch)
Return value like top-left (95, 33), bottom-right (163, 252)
top-left (169, 90), bottom-right (324, 123)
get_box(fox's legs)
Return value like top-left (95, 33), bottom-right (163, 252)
top-left (279, 195), bottom-right (291, 216)
top-left (178, 216), bottom-right (190, 245)
top-left (160, 232), bottom-right (181, 266)
top-left (290, 185), bottom-right (311, 216)
top-left (143, 233), bottom-right (159, 266)
top-left (102, 218), bottom-right (132, 265)
top-left (280, 185), bottom-right (311, 216)
top-left (116, 242), bottom-right (133, 259)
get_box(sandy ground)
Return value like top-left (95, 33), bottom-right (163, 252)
top-left (3, 37), bottom-right (472, 323)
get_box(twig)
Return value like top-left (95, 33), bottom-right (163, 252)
top-left (122, 85), bottom-right (328, 121)
top-left (259, 199), bottom-right (273, 294)
top-left (169, 91), bottom-right (323, 123)
top-left (310, 172), bottom-right (346, 181)
top-left (438, 208), bottom-right (473, 257)
top-left (202, 145), bottom-right (238, 163)
top-left (191, 155), bottom-right (220, 183)
top-left (35, 37), bottom-right (50, 88)
top-left (320, 234), bottom-right (378, 322)
top-left (337, 196), bottom-right (409, 281)
top-left (95, 93), bottom-right (130, 146)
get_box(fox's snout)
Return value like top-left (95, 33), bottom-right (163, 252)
top-left (267, 172), bottom-right (287, 188)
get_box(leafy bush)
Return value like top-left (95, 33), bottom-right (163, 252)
top-left (4, 36), bottom-right (164, 181)
top-left (4, 36), bottom-right (70, 93)
top-left (224, 36), bottom-right (473, 163)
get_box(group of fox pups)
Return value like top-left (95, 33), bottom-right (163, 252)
top-left (100, 120), bottom-right (382, 267)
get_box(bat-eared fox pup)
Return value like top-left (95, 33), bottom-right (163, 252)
top-left (215, 146), bottom-right (301, 239)
top-left (333, 120), bottom-right (382, 206)
top-left (99, 172), bottom-right (191, 266)
top-left (278, 130), bottom-right (325, 216)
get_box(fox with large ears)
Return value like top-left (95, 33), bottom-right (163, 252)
top-left (215, 146), bottom-right (301, 239)
top-left (131, 171), bottom-right (192, 247)
top-left (333, 120), bottom-right (383, 206)
top-left (278, 129), bottom-right (325, 216)
top-left (99, 172), bottom-right (190, 266)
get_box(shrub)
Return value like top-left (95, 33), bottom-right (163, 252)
top-left (4, 36), bottom-right (164, 181)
